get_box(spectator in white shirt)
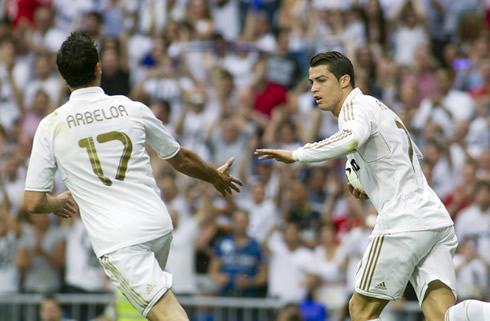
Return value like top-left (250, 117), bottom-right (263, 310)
top-left (263, 221), bottom-right (315, 303)
top-left (310, 223), bottom-right (347, 321)
top-left (236, 180), bottom-right (280, 242)
top-left (412, 68), bottom-right (475, 137)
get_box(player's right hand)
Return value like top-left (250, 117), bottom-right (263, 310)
top-left (348, 183), bottom-right (369, 200)
top-left (214, 157), bottom-right (243, 197)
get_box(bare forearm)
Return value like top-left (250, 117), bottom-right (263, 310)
top-left (24, 192), bottom-right (62, 214)
top-left (171, 148), bottom-right (219, 185)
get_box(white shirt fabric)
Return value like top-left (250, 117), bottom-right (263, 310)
top-left (0, 62), bottom-right (30, 130)
top-left (455, 205), bottom-right (490, 265)
top-left (24, 76), bottom-right (61, 107)
top-left (412, 91), bottom-right (475, 137)
top-left (210, 0), bottom-right (240, 41)
top-left (25, 87), bottom-right (179, 257)
top-left (293, 88), bottom-right (454, 234)
top-left (0, 231), bottom-right (18, 293)
top-left (393, 25), bottom-right (427, 66)
top-left (237, 198), bottom-right (280, 243)
top-left (453, 254), bottom-right (488, 300)
top-left (64, 218), bottom-right (108, 291)
top-left (310, 245), bottom-right (347, 310)
top-left (165, 218), bottom-right (199, 294)
top-left (32, 28), bottom-right (68, 53)
top-left (267, 232), bottom-right (315, 303)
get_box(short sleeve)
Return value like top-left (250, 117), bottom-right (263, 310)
top-left (25, 118), bottom-right (57, 192)
top-left (139, 103), bottom-right (180, 159)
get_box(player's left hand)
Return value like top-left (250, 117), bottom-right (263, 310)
top-left (215, 157), bottom-right (243, 197)
top-left (348, 183), bottom-right (369, 200)
top-left (254, 149), bottom-right (295, 164)
top-left (54, 191), bottom-right (80, 218)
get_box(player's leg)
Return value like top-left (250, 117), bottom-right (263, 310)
top-left (348, 291), bottom-right (389, 321)
top-left (351, 233), bottom-right (422, 321)
top-left (148, 232), bottom-right (188, 321)
top-left (146, 289), bottom-right (188, 321)
top-left (99, 232), bottom-right (188, 321)
top-left (411, 226), bottom-right (458, 321)
top-left (446, 300), bottom-right (490, 321)
top-left (420, 280), bottom-right (455, 321)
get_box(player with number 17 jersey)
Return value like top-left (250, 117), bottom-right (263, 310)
top-left (25, 87), bottom-right (178, 257)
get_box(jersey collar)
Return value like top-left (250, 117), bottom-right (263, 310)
top-left (341, 87), bottom-right (362, 110)
top-left (70, 86), bottom-right (105, 99)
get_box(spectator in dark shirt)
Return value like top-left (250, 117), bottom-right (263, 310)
top-left (209, 209), bottom-right (267, 297)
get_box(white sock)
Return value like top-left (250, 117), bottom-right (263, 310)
top-left (446, 300), bottom-right (490, 321)
top-left (367, 319), bottom-right (381, 321)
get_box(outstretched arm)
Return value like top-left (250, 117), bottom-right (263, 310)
top-left (167, 147), bottom-right (243, 197)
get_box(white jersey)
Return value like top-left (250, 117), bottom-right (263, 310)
top-left (293, 88), bottom-right (453, 234)
top-left (25, 87), bottom-right (179, 257)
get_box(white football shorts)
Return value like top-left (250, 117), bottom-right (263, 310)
top-left (355, 226), bottom-right (458, 304)
top-left (99, 232), bottom-right (173, 317)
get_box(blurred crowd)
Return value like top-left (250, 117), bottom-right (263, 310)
top-left (0, 0), bottom-right (489, 320)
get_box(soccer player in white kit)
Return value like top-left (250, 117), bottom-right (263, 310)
top-left (23, 32), bottom-right (242, 321)
top-left (255, 51), bottom-right (490, 321)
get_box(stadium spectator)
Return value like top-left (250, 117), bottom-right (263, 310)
top-left (390, 0), bottom-right (428, 67)
top-left (0, 36), bottom-right (28, 131)
top-left (455, 180), bottom-right (490, 268)
top-left (453, 237), bottom-right (488, 301)
top-left (443, 162), bottom-right (478, 220)
top-left (0, 201), bottom-right (19, 294)
top-left (276, 303), bottom-right (304, 321)
top-left (1, 152), bottom-right (26, 215)
top-left (210, 0), bottom-right (240, 41)
top-left (251, 28), bottom-right (302, 118)
top-left (157, 173), bottom-right (192, 223)
top-left (263, 221), bottom-right (315, 303)
top-left (412, 67), bottom-right (475, 137)
top-left (24, 53), bottom-right (62, 109)
top-left (39, 296), bottom-right (76, 321)
top-left (209, 209), bottom-right (267, 297)
top-left (100, 37), bottom-right (130, 96)
top-left (235, 179), bottom-right (280, 242)
top-left (17, 213), bottom-right (65, 294)
top-left (284, 178), bottom-right (321, 247)
top-left (21, 90), bottom-right (53, 139)
top-left (30, 6), bottom-right (67, 54)
top-left (310, 223), bottom-right (347, 321)
top-left (166, 186), bottom-right (215, 296)
top-left (62, 212), bottom-right (110, 321)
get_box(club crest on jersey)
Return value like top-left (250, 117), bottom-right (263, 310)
top-left (66, 105), bottom-right (128, 128)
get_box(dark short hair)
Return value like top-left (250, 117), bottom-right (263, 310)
top-left (310, 51), bottom-right (355, 88)
top-left (56, 32), bottom-right (99, 88)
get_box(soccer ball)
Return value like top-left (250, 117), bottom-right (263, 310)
top-left (345, 161), bottom-right (364, 191)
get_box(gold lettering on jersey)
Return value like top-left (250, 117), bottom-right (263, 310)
top-left (67, 115), bottom-right (76, 128)
top-left (66, 106), bottom-right (129, 128)
top-left (76, 113), bottom-right (86, 126)
top-left (85, 112), bottom-right (94, 124)
top-left (102, 109), bottom-right (112, 120)
top-left (94, 109), bottom-right (103, 121)
top-left (118, 105), bottom-right (128, 116)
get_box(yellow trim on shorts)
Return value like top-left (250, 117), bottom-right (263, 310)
top-left (360, 235), bottom-right (385, 291)
top-left (359, 236), bottom-right (378, 290)
top-left (100, 256), bottom-right (149, 308)
top-left (366, 234), bottom-right (385, 291)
